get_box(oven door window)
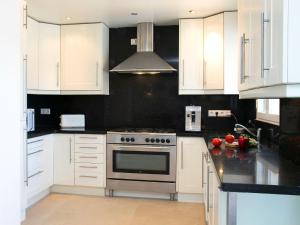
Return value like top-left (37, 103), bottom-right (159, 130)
top-left (113, 151), bottom-right (170, 175)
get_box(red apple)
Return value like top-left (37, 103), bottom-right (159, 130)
top-left (211, 138), bottom-right (222, 147)
top-left (238, 136), bottom-right (249, 149)
top-left (225, 134), bottom-right (235, 144)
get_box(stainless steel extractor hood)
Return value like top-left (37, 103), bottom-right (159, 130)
top-left (110, 23), bottom-right (177, 74)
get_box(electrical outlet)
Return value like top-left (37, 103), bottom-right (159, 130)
top-left (131, 38), bottom-right (137, 45)
top-left (40, 108), bottom-right (51, 115)
top-left (208, 110), bottom-right (231, 117)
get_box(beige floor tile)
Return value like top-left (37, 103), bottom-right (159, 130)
top-left (22, 194), bottom-right (205, 225)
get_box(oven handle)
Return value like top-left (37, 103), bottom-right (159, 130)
top-left (117, 146), bottom-right (171, 150)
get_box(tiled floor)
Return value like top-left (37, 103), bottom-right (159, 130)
top-left (22, 194), bottom-right (205, 225)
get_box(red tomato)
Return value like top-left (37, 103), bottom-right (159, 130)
top-left (211, 138), bottom-right (222, 147)
top-left (225, 134), bottom-right (235, 144)
top-left (238, 136), bottom-right (249, 149)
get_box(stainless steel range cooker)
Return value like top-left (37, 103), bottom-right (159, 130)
top-left (106, 128), bottom-right (177, 200)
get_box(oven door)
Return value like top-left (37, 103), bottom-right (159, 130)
top-left (107, 144), bottom-right (176, 182)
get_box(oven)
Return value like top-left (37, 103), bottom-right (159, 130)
top-left (107, 144), bottom-right (176, 182)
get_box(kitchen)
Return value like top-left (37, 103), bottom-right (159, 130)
top-left (1, 0), bottom-right (300, 225)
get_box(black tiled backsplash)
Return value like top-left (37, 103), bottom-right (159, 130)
top-left (28, 25), bottom-right (257, 131)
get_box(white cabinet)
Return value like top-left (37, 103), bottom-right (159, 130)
top-left (179, 19), bottom-right (204, 94)
top-left (238, 0), bottom-right (300, 98)
top-left (74, 134), bottom-right (106, 188)
top-left (176, 137), bottom-right (204, 193)
top-left (204, 14), bottom-right (224, 90)
top-left (26, 135), bottom-right (53, 204)
top-left (38, 23), bottom-right (60, 91)
top-left (53, 134), bottom-right (75, 186)
top-left (61, 23), bottom-right (109, 94)
top-left (179, 13), bottom-right (238, 95)
top-left (26, 17), bottom-right (39, 90)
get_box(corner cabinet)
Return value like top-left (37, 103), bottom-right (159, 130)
top-left (179, 12), bottom-right (238, 95)
top-left (238, 0), bottom-right (300, 98)
top-left (60, 23), bottom-right (109, 95)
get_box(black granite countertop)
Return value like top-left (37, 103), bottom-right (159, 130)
top-left (205, 135), bottom-right (300, 195)
top-left (28, 128), bottom-right (108, 139)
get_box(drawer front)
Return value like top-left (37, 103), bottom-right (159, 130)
top-left (28, 140), bottom-right (44, 155)
top-left (75, 163), bottom-right (104, 174)
top-left (28, 151), bottom-right (43, 177)
top-left (75, 172), bottom-right (104, 187)
top-left (75, 134), bottom-right (105, 144)
top-left (75, 144), bottom-right (104, 154)
top-left (27, 170), bottom-right (44, 199)
top-left (75, 153), bottom-right (104, 164)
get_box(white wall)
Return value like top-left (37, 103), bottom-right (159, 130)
top-left (0, 0), bottom-right (23, 224)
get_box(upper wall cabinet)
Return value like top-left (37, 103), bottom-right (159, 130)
top-left (238, 0), bottom-right (300, 98)
top-left (60, 24), bottom-right (109, 95)
top-left (179, 12), bottom-right (238, 95)
top-left (38, 23), bottom-right (60, 92)
top-left (26, 18), bottom-right (39, 90)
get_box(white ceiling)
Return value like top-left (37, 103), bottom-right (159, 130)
top-left (27, 0), bottom-right (237, 28)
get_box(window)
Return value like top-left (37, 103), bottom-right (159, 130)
top-left (256, 99), bottom-right (280, 125)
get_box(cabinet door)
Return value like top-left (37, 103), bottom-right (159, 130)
top-left (42, 135), bottom-right (53, 189)
top-left (53, 134), bottom-right (74, 186)
top-left (61, 24), bottom-right (101, 91)
top-left (177, 137), bottom-right (203, 193)
top-left (26, 17), bottom-right (39, 90)
top-left (38, 23), bottom-right (60, 91)
top-left (204, 14), bottom-right (224, 90)
top-left (179, 19), bottom-right (204, 93)
top-left (212, 173), bottom-right (219, 225)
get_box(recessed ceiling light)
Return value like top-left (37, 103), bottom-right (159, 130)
top-left (188, 10), bottom-right (195, 14)
top-left (131, 12), bottom-right (138, 16)
top-left (66, 16), bottom-right (72, 20)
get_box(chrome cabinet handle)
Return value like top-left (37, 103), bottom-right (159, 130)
top-left (27, 139), bottom-right (43, 145)
top-left (261, 12), bottom-right (270, 78)
top-left (27, 149), bottom-right (43, 156)
top-left (207, 165), bottom-right (210, 213)
top-left (56, 62), bottom-right (60, 87)
top-left (79, 156), bottom-right (98, 159)
top-left (23, 4), bottom-right (28, 29)
top-left (202, 152), bottom-right (205, 188)
top-left (79, 147), bottom-right (98, 149)
top-left (79, 137), bottom-right (98, 139)
top-left (240, 34), bottom-right (250, 83)
top-left (69, 137), bottom-right (72, 164)
top-left (203, 61), bottom-right (206, 87)
top-left (80, 175), bottom-right (97, 179)
top-left (182, 59), bottom-right (185, 87)
top-left (181, 141), bottom-right (184, 169)
top-left (79, 166), bottom-right (98, 169)
top-left (96, 62), bottom-right (99, 87)
top-left (28, 170), bottom-right (43, 179)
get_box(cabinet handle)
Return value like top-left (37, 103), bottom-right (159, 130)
top-left (69, 137), bottom-right (72, 164)
top-left (261, 12), bottom-right (270, 78)
top-left (28, 139), bottom-right (43, 145)
top-left (79, 147), bottom-right (98, 149)
top-left (203, 60), bottom-right (207, 88)
top-left (79, 166), bottom-right (98, 169)
top-left (27, 149), bottom-right (43, 156)
top-left (23, 4), bottom-right (28, 29)
top-left (240, 34), bottom-right (250, 83)
top-left (182, 59), bottom-right (185, 87)
top-left (28, 170), bottom-right (43, 179)
top-left (23, 55), bottom-right (28, 94)
top-left (79, 137), bottom-right (98, 139)
top-left (207, 165), bottom-right (210, 213)
top-left (79, 156), bottom-right (98, 159)
top-left (202, 152), bottom-right (205, 188)
top-left (80, 175), bottom-right (97, 179)
top-left (181, 141), bottom-right (184, 169)
top-left (56, 62), bottom-right (60, 87)
top-left (96, 62), bottom-right (99, 87)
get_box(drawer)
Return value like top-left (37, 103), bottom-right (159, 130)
top-left (27, 170), bottom-right (44, 199)
top-left (75, 144), bottom-right (104, 154)
top-left (28, 151), bottom-right (43, 177)
top-left (27, 139), bottom-right (44, 154)
top-left (75, 134), bottom-right (105, 144)
top-left (75, 153), bottom-right (104, 164)
top-left (75, 163), bottom-right (104, 174)
top-left (75, 172), bottom-right (104, 187)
